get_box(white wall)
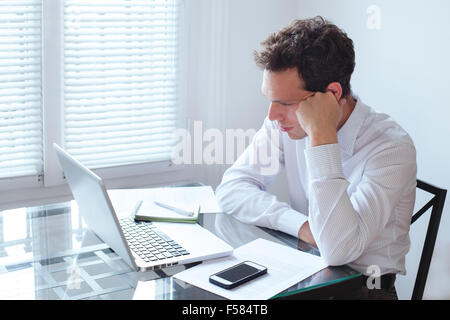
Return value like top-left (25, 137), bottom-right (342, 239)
top-left (189, 0), bottom-right (450, 299)
top-left (186, 0), bottom-right (297, 202)
top-left (296, 0), bottom-right (450, 299)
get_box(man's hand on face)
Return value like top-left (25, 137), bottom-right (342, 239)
top-left (296, 91), bottom-right (346, 147)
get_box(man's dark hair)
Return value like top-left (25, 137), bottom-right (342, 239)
top-left (254, 16), bottom-right (355, 97)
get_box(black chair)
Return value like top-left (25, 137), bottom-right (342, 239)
top-left (410, 179), bottom-right (447, 300)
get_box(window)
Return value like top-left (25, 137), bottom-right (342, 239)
top-left (0, 1), bottom-right (43, 179)
top-left (0, 0), bottom-right (186, 206)
top-left (63, 0), bottom-right (180, 169)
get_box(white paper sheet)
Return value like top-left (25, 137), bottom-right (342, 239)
top-left (171, 238), bottom-right (328, 300)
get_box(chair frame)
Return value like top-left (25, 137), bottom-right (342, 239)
top-left (410, 179), bottom-right (447, 300)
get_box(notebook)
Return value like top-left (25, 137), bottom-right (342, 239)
top-left (107, 186), bottom-right (221, 223)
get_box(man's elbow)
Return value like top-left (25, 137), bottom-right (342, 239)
top-left (215, 182), bottom-right (235, 214)
top-left (320, 251), bottom-right (352, 266)
top-left (318, 240), bottom-right (365, 266)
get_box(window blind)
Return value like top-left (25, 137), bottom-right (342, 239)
top-left (0, 1), bottom-right (43, 179)
top-left (63, 0), bottom-right (180, 169)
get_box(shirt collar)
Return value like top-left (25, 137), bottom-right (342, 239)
top-left (337, 94), bottom-right (370, 156)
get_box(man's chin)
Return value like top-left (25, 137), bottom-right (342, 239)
top-left (287, 131), bottom-right (307, 140)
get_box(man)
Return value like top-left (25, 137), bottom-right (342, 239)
top-left (215, 17), bottom-right (417, 299)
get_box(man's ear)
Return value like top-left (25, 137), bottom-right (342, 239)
top-left (325, 82), bottom-right (343, 101)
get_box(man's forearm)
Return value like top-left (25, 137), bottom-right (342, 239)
top-left (216, 177), bottom-right (307, 238)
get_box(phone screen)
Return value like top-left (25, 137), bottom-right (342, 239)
top-left (216, 263), bottom-right (260, 282)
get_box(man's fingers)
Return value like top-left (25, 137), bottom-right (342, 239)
top-left (297, 92), bottom-right (316, 108)
top-left (304, 92), bottom-right (316, 100)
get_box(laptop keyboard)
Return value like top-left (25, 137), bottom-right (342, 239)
top-left (119, 217), bottom-right (190, 263)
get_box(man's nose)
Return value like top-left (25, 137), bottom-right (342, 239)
top-left (268, 103), bottom-right (284, 122)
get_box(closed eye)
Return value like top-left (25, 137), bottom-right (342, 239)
top-left (279, 102), bottom-right (296, 107)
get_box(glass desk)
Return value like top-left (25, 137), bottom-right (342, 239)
top-left (0, 201), bottom-right (361, 300)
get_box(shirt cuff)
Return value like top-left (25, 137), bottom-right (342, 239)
top-left (275, 209), bottom-right (308, 238)
top-left (304, 143), bottom-right (344, 180)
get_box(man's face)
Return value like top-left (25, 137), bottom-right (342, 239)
top-left (261, 68), bottom-right (313, 140)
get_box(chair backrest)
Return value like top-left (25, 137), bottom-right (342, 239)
top-left (410, 179), bottom-right (447, 300)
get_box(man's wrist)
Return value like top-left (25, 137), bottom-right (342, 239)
top-left (309, 130), bottom-right (338, 147)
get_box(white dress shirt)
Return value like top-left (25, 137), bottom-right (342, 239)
top-left (216, 96), bottom-right (417, 275)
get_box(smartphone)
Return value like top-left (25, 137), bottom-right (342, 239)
top-left (209, 261), bottom-right (267, 289)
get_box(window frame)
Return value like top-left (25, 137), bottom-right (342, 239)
top-left (0, 0), bottom-right (192, 209)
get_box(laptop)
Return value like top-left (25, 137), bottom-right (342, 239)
top-left (53, 143), bottom-right (233, 272)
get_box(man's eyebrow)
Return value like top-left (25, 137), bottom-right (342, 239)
top-left (273, 100), bottom-right (298, 104)
top-left (272, 93), bottom-right (314, 104)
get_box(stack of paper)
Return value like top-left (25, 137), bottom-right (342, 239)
top-left (170, 238), bottom-right (327, 300)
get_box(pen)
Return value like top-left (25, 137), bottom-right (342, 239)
top-left (153, 201), bottom-right (195, 217)
top-left (132, 200), bottom-right (143, 217)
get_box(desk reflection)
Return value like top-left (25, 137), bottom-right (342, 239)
top-left (0, 203), bottom-right (360, 300)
